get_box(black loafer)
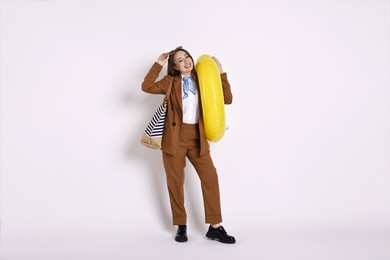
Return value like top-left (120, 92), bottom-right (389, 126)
top-left (206, 225), bottom-right (236, 244)
top-left (175, 225), bottom-right (188, 242)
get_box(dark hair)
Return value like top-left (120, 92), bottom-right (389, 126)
top-left (167, 47), bottom-right (198, 82)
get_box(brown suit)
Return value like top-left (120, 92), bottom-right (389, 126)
top-left (142, 62), bottom-right (233, 225)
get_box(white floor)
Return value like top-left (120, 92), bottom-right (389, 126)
top-left (1, 228), bottom-right (389, 260)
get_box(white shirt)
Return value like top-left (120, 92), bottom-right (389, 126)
top-left (181, 76), bottom-right (199, 124)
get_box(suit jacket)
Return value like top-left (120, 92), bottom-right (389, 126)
top-left (142, 62), bottom-right (233, 156)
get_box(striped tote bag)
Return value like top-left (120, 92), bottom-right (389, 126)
top-left (140, 79), bottom-right (173, 150)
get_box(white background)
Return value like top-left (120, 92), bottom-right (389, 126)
top-left (1, 0), bottom-right (389, 259)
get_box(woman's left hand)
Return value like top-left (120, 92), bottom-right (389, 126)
top-left (212, 56), bottom-right (223, 74)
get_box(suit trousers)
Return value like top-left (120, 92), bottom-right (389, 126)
top-left (162, 123), bottom-right (223, 225)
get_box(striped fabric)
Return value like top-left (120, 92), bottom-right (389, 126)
top-left (144, 101), bottom-right (167, 137)
top-left (140, 100), bottom-right (167, 149)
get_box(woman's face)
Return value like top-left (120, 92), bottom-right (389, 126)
top-left (173, 50), bottom-right (193, 76)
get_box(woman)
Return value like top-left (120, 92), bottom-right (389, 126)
top-left (141, 46), bottom-right (235, 244)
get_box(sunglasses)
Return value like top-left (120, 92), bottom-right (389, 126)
top-left (168, 46), bottom-right (183, 56)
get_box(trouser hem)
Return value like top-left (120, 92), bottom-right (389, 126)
top-left (173, 217), bottom-right (187, 226)
top-left (205, 215), bottom-right (223, 225)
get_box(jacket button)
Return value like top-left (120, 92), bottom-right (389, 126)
top-left (172, 122), bottom-right (176, 126)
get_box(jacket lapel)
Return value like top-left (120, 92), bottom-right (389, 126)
top-left (173, 76), bottom-right (183, 112)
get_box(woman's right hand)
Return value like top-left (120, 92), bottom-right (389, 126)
top-left (157, 52), bottom-right (170, 66)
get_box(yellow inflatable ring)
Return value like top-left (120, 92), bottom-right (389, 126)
top-left (196, 54), bottom-right (225, 142)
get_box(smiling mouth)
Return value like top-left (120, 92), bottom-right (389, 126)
top-left (184, 64), bottom-right (192, 69)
